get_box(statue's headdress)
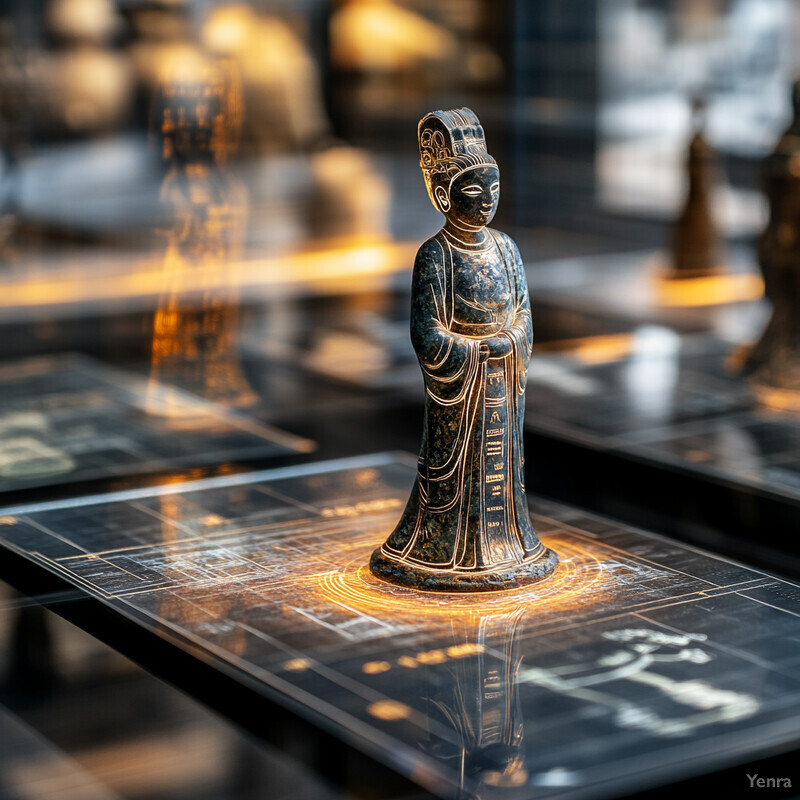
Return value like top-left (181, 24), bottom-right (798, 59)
top-left (153, 54), bottom-right (243, 165)
top-left (418, 107), bottom-right (496, 207)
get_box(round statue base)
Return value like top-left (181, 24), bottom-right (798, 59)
top-left (369, 546), bottom-right (559, 593)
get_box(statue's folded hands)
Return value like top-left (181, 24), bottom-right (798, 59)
top-left (479, 335), bottom-right (512, 361)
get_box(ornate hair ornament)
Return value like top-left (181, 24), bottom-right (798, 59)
top-left (418, 107), bottom-right (497, 206)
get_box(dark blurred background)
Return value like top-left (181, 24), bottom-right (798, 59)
top-left (0, 2), bottom-right (798, 799)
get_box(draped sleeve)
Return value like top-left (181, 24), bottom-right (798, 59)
top-left (410, 236), bottom-right (483, 403)
top-left (493, 232), bottom-right (533, 396)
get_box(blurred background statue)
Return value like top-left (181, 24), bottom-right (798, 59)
top-left (742, 79), bottom-right (800, 411)
top-left (666, 95), bottom-right (723, 281)
top-left (147, 51), bottom-right (257, 420)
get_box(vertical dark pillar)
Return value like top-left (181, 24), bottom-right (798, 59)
top-left (3, 600), bottom-right (59, 701)
top-left (505, 0), bottom-right (600, 232)
top-left (306, 0), bottom-right (336, 139)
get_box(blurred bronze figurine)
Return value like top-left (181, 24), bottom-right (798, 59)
top-left (147, 55), bottom-right (256, 419)
top-left (742, 80), bottom-right (800, 410)
top-left (667, 96), bottom-right (722, 280)
top-left (370, 108), bottom-right (558, 591)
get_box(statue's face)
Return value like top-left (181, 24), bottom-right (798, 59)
top-left (442, 165), bottom-right (499, 229)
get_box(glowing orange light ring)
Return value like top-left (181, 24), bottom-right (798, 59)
top-left (316, 536), bottom-right (607, 620)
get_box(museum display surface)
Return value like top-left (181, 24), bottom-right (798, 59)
top-left (0, 352), bottom-right (312, 501)
top-left (0, 2), bottom-right (799, 799)
top-left (523, 330), bottom-right (800, 576)
top-left (1, 453), bottom-right (800, 800)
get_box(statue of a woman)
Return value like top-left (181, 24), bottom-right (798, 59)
top-left (370, 108), bottom-right (558, 591)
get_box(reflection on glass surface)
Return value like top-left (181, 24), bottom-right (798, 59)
top-left (146, 48), bottom-right (257, 420)
top-left (622, 325), bottom-right (681, 422)
top-left (157, 475), bottom-right (249, 658)
top-left (519, 628), bottom-right (758, 738)
top-left (425, 610), bottom-right (527, 794)
top-left (0, 407), bottom-right (76, 480)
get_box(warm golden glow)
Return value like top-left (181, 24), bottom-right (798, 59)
top-left (316, 535), bottom-right (609, 626)
top-left (330, 0), bottom-right (457, 71)
top-left (321, 498), bottom-right (403, 518)
top-left (751, 385), bottom-right (800, 413)
top-left (655, 272), bottom-right (764, 307)
top-left (572, 333), bottom-right (636, 364)
top-left (47, 0), bottom-right (119, 42)
top-left (0, 241), bottom-right (417, 310)
top-left (446, 642), bottom-right (485, 658)
top-left (200, 4), bottom-right (329, 149)
top-left (146, 53), bottom-right (256, 422)
top-left (537, 334), bottom-right (636, 364)
top-left (362, 661), bottom-right (391, 674)
top-left (387, 644), bottom-right (486, 672)
top-left (483, 758), bottom-right (528, 788)
top-left (283, 658), bottom-right (313, 672)
top-left (366, 700), bottom-right (412, 721)
top-left (202, 6), bottom-right (253, 54)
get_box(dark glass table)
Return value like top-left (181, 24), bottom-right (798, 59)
top-left (524, 332), bottom-right (800, 577)
top-left (1, 452), bottom-right (798, 800)
top-left (0, 352), bottom-right (313, 506)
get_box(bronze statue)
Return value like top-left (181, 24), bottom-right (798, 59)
top-left (370, 108), bottom-right (558, 591)
top-left (667, 96), bottom-right (722, 281)
top-left (742, 79), bottom-right (800, 410)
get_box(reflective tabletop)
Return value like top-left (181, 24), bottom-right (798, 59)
top-left (0, 453), bottom-right (797, 799)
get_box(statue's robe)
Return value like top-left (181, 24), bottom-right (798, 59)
top-left (381, 229), bottom-right (547, 573)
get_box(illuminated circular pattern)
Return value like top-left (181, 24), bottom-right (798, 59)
top-left (317, 536), bottom-right (608, 620)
